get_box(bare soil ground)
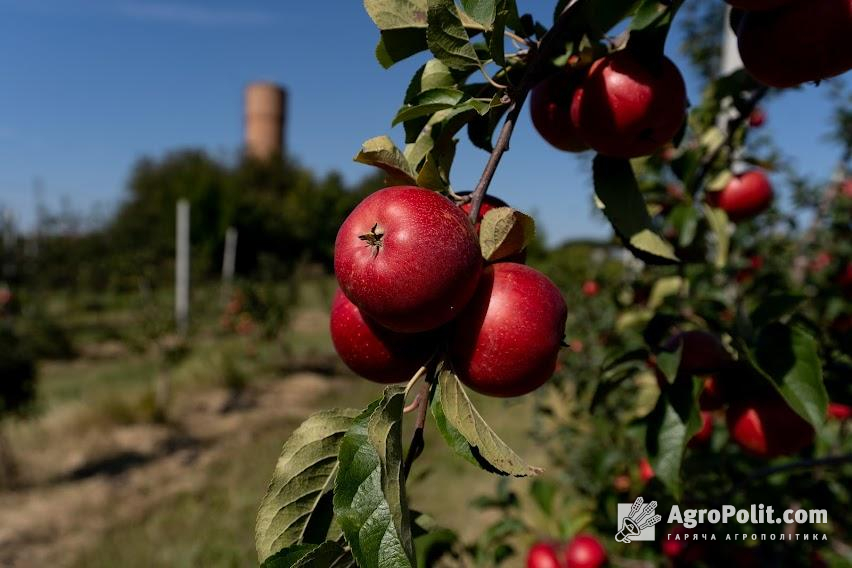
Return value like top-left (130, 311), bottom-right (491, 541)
top-left (0, 372), bottom-right (354, 568)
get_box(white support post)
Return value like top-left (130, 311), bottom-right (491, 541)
top-left (221, 226), bottom-right (238, 288)
top-left (175, 199), bottom-right (190, 336)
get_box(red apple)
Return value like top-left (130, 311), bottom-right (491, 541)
top-left (810, 251), bottom-right (833, 273)
top-left (334, 186), bottom-right (482, 333)
top-left (725, 0), bottom-right (794, 10)
top-left (530, 71), bottom-right (589, 152)
top-left (450, 263), bottom-right (567, 397)
top-left (330, 289), bottom-right (437, 383)
top-left (527, 542), bottom-right (561, 568)
top-left (827, 402), bottom-right (852, 421)
top-left (663, 525), bottom-right (705, 563)
top-left (707, 170), bottom-right (773, 222)
top-left (564, 534), bottom-right (608, 568)
top-left (662, 330), bottom-right (732, 375)
top-left (748, 107), bottom-right (766, 128)
top-left (841, 179), bottom-right (852, 199)
top-left (639, 457), bottom-right (655, 483)
top-left (737, 0), bottom-right (852, 88)
top-left (688, 411), bottom-right (714, 447)
top-left (726, 398), bottom-right (815, 458)
top-left (570, 51), bottom-right (686, 158)
top-left (581, 280), bottom-right (600, 297)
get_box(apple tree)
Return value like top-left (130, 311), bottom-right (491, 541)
top-left (253, 1), bottom-right (852, 566)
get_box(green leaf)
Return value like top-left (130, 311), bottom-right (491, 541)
top-left (752, 324), bottom-right (827, 427)
top-left (592, 155), bottom-right (678, 264)
top-left (427, 0), bottom-right (481, 70)
top-left (393, 88), bottom-right (467, 126)
top-left (656, 343), bottom-right (682, 384)
top-left (261, 541), bottom-right (354, 568)
top-left (703, 204), bottom-right (730, 269)
top-left (416, 142), bottom-right (456, 191)
top-left (645, 378), bottom-right (703, 499)
top-left (460, 0), bottom-right (496, 28)
top-left (479, 207), bottom-right (535, 261)
top-left (629, 0), bottom-right (674, 30)
top-left (354, 136), bottom-right (417, 185)
top-left (750, 294), bottom-right (806, 329)
top-left (376, 29), bottom-right (429, 68)
top-left (577, 0), bottom-right (643, 38)
top-left (404, 106), bottom-right (478, 169)
top-left (334, 388), bottom-right (415, 568)
top-left (255, 409), bottom-right (359, 564)
top-left (432, 368), bottom-right (541, 476)
top-left (404, 59), bottom-right (457, 103)
top-left (365, 0), bottom-right (429, 30)
top-left (487, 3), bottom-right (508, 66)
top-left (467, 103), bottom-right (510, 152)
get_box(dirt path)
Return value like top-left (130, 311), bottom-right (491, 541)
top-left (0, 373), bottom-right (352, 568)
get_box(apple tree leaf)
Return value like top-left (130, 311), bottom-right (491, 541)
top-left (479, 207), bottom-right (535, 261)
top-left (334, 387), bottom-right (415, 568)
top-left (750, 323), bottom-right (827, 427)
top-left (354, 136), bottom-right (417, 185)
top-left (427, 0), bottom-right (481, 70)
top-left (261, 541), bottom-right (354, 568)
top-left (432, 368), bottom-right (541, 476)
top-left (593, 155), bottom-right (679, 264)
top-left (255, 409), bottom-right (359, 564)
top-left (645, 377), bottom-right (703, 499)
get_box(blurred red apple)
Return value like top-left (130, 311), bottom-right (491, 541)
top-left (527, 542), bottom-right (561, 568)
top-left (726, 398), bottom-right (815, 458)
top-left (564, 534), bottom-right (608, 568)
top-left (571, 51), bottom-right (686, 158)
top-left (707, 171), bottom-right (773, 222)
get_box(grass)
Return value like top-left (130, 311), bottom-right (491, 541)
top-left (11, 277), bottom-right (546, 566)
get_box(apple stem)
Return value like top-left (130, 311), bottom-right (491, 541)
top-left (467, 1), bottom-right (583, 224)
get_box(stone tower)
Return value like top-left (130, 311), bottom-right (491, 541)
top-left (244, 82), bottom-right (286, 161)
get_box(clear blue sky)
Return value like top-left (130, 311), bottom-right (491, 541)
top-left (0, 0), bottom-right (846, 245)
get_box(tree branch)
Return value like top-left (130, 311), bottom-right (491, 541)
top-left (728, 454), bottom-right (852, 499)
top-left (467, 2), bottom-right (582, 223)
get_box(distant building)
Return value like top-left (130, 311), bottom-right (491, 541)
top-left (244, 82), bottom-right (286, 161)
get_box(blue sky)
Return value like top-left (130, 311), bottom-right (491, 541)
top-left (0, 0), bottom-right (846, 245)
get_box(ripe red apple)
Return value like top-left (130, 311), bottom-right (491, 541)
top-left (699, 376), bottom-right (725, 410)
top-left (564, 534), bottom-right (608, 568)
top-left (737, 0), bottom-right (852, 88)
top-left (725, 0), bottom-right (794, 10)
top-left (450, 263), bottom-right (567, 397)
top-left (530, 71), bottom-right (589, 152)
top-left (748, 107), bottom-right (766, 127)
top-left (707, 170), bottom-right (773, 222)
top-left (662, 330), bottom-right (732, 375)
top-left (330, 289), bottom-right (436, 383)
top-left (688, 411), bottom-right (714, 447)
top-left (810, 251), bottom-right (833, 273)
top-left (827, 402), bottom-right (852, 421)
top-left (570, 51), bottom-right (686, 158)
top-left (726, 398), bottom-right (815, 458)
top-left (527, 542), bottom-right (561, 568)
top-left (663, 525), bottom-right (705, 563)
top-left (638, 457), bottom-right (655, 483)
top-left (581, 280), bottom-right (599, 297)
top-left (334, 186), bottom-right (482, 333)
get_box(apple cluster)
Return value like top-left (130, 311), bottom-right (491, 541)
top-left (530, 50), bottom-right (687, 159)
top-left (731, 0), bottom-right (852, 88)
top-left (527, 534), bottom-right (608, 568)
top-left (331, 186), bottom-right (567, 397)
top-left (650, 331), bottom-right (816, 460)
